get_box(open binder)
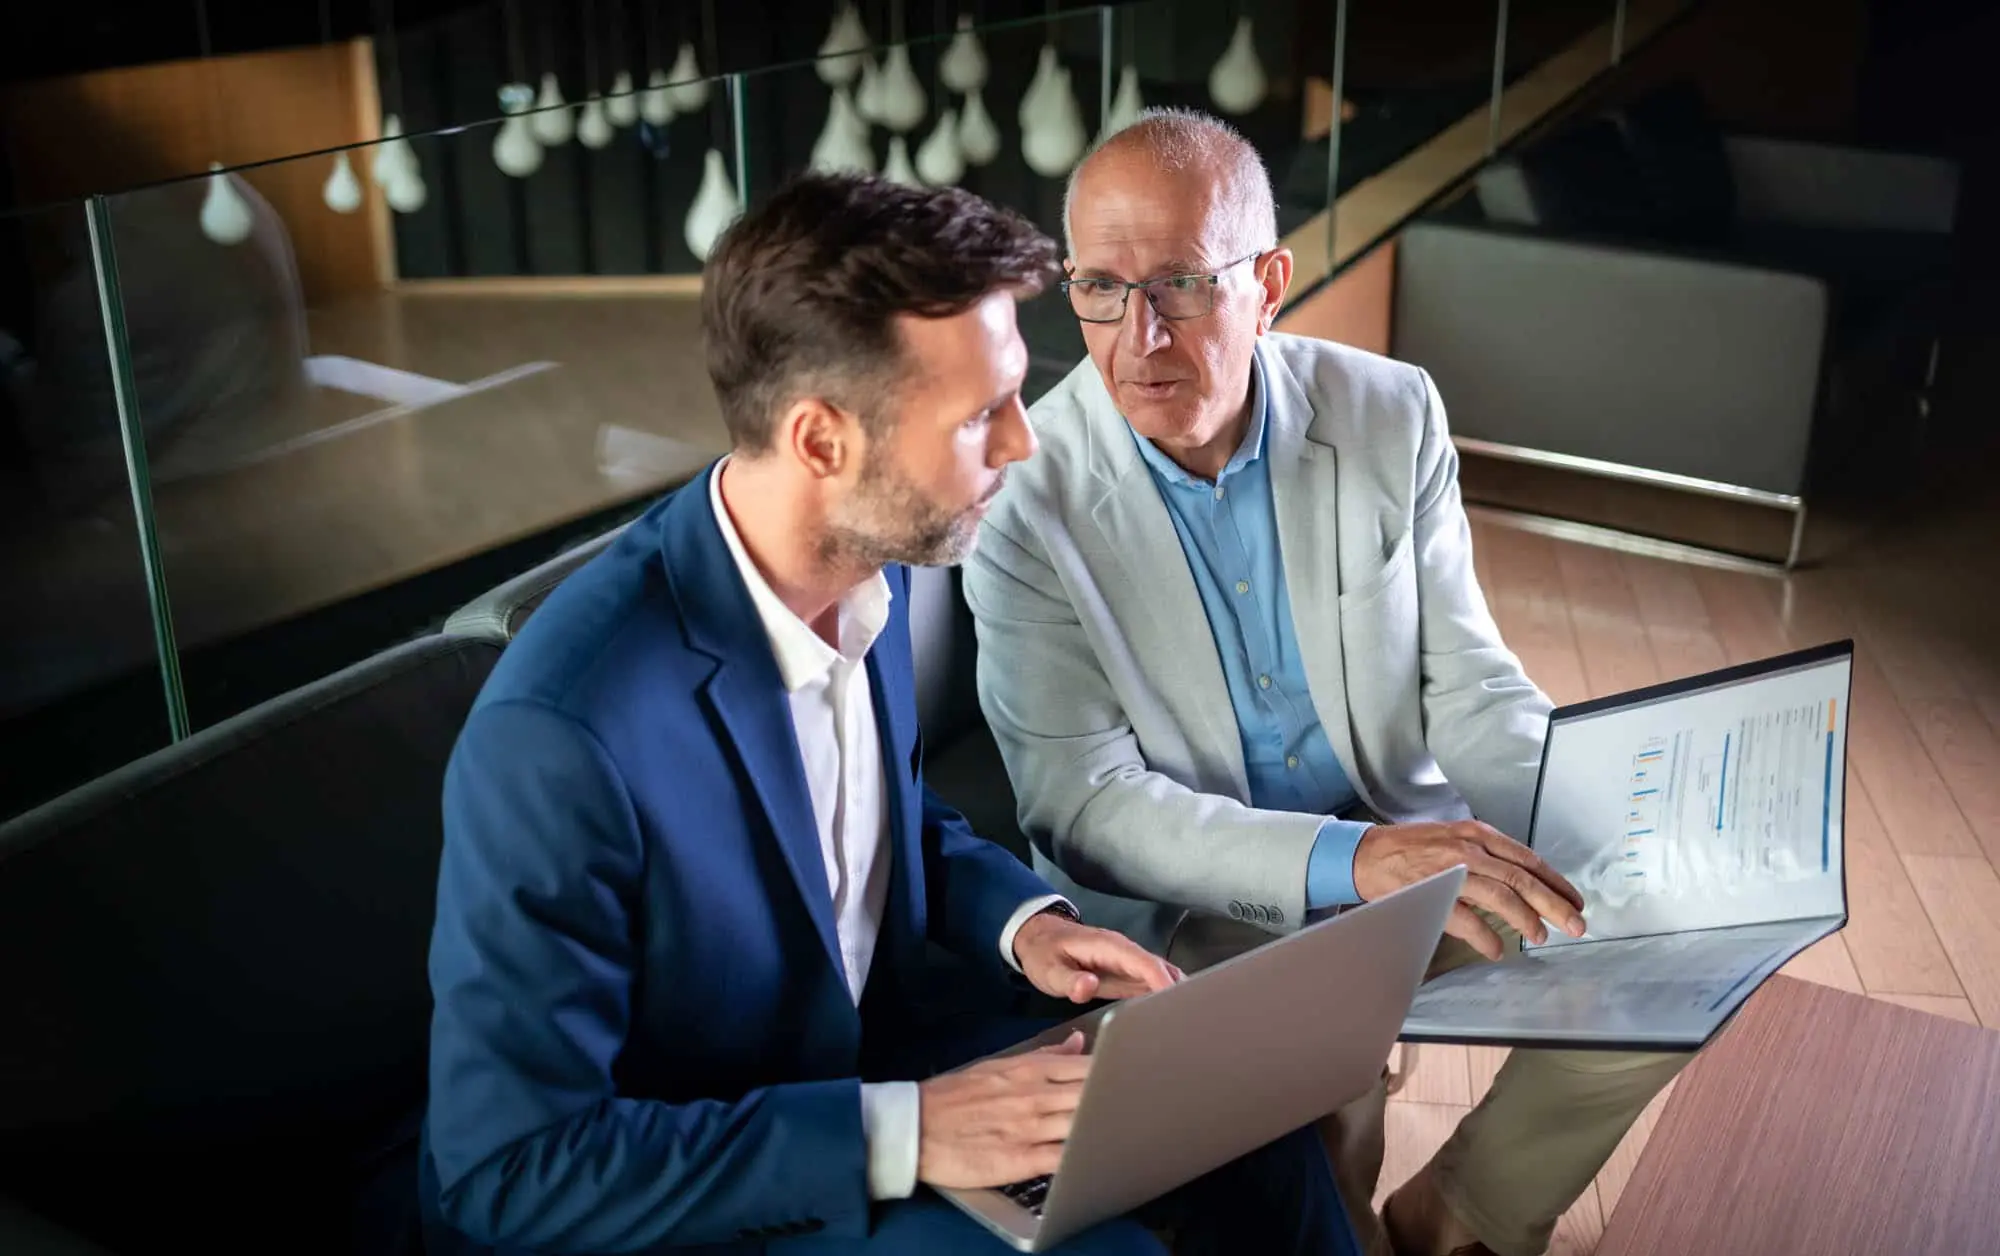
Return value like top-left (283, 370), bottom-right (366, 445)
top-left (1401, 640), bottom-right (1854, 1052)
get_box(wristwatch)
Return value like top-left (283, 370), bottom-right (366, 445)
top-left (1037, 900), bottom-right (1082, 924)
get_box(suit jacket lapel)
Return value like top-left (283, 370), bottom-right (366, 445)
top-left (1262, 349), bottom-right (1367, 802)
top-left (659, 466), bottom-right (845, 983)
top-left (864, 581), bottom-right (926, 976)
top-left (1079, 377), bottom-right (1251, 799)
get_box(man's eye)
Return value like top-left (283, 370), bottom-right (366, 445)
top-left (1164, 276), bottom-right (1202, 292)
top-left (1081, 279), bottom-right (1120, 295)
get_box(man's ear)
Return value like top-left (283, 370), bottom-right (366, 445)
top-left (1255, 247), bottom-right (1295, 334)
top-left (780, 398), bottom-right (864, 480)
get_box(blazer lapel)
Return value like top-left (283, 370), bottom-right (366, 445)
top-left (1080, 380), bottom-right (1251, 800)
top-left (660, 466), bottom-right (845, 982)
top-left (864, 583), bottom-right (927, 964)
top-left (1262, 350), bottom-right (1369, 806)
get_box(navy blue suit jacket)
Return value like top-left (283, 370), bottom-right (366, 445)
top-left (423, 465), bottom-right (1056, 1252)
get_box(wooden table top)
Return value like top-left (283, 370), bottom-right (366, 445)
top-left (1597, 975), bottom-right (2000, 1256)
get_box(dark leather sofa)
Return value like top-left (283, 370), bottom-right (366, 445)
top-left (0, 521), bottom-right (1029, 1254)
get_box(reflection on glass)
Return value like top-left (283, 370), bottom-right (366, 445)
top-left (1106, 0), bottom-right (1321, 246)
top-left (1498, 0), bottom-right (1620, 138)
top-left (0, 201), bottom-right (176, 820)
top-left (742, 8), bottom-right (1106, 402)
top-left (1335, 0), bottom-right (1507, 196)
top-left (103, 128), bottom-right (720, 731)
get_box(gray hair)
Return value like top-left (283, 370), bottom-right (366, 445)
top-left (1060, 106), bottom-right (1280, 260)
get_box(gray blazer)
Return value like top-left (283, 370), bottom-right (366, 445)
top-left (962, 334), bottom-right (1552, 955)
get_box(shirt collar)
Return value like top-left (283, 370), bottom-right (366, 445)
top-left (1129, 347), bottom-right (1270, 489)
top-left (708, 459), bottom-right (894, 693)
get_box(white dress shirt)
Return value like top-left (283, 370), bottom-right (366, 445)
top-left (709, 465), bottom-right (1063, 1200)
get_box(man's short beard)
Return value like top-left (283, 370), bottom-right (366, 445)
top-left (819, 448), bottom-right (984, 572)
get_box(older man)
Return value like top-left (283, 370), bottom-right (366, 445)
top-left (961, 110), bottom-right (1685, 1256)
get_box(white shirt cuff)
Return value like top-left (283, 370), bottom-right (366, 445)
top-left (999, 895), bottom-right (1073, 972)
top-left (860, 1081), bottom-right (921, 1201)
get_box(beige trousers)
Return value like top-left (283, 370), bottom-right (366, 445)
top-left (1166, 913), bottom-right (1687, 1256)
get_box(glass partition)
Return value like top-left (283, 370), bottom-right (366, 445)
top-left (744, 6), bottom-right (1110, 402)
top-left (1334, 0), bottom-right (1509, 195)
top-left (1101, 0), bottom-right (1331, 242)
top-left (0, 200), bottom-right (178, 820)
top-left (101, 117), bottom-right (732, 729)
top-left (1497, 0), bottom-right (1620, 141)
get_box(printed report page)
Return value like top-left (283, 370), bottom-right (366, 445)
top-left (1402, 917), bottom-right (1838, 1047)
top-left (1529, 652), bottom-right (1852, 948)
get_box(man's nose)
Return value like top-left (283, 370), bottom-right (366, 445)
top-left (995, 397), bottom-right (1038, 466)
top-left (1118, 288), bottom-right (1171, 355)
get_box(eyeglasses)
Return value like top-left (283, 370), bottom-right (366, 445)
top-left (1059, 250), bottom-right (1267, 324)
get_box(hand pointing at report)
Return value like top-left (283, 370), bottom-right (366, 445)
top-left (1353, 821), bottom-right (1587, 960)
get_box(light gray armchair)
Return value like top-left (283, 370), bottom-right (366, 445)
top-left (1390, 85), bottom-right (1959, 566)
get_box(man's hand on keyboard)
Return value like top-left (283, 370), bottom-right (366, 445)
top-left (915, 1031), bottom-right (1092, 1189)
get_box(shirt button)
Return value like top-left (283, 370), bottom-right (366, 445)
top-left (1235, 580), bottom-right (1250, 595)
top-left (1214, 486), bottom-right (1226, 501)
top-left (1287, 755), bottom-right (1300, 769)
top-left (1258, 674), bottom-right (1272, 690)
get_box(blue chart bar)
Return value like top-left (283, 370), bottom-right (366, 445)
top-left (1822, 732), bottom-right (1835, 872)
top-left (1717, 731), bottom-right (1731, 831)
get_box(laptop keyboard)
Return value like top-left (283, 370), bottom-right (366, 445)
top-left (1000, 1174), bottom-right (1053, 1215)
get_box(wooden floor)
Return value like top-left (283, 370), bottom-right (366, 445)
top-left (1376, 493), bottom-right (2000, 1253)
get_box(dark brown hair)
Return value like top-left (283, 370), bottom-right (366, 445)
top-left (700, 172), bottom-right (1059, 453)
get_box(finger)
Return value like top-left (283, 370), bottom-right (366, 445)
top-left (1020, 1051), bottom-right (1094, 1084)
top-left (1064, 936), bottom-right (1178, 995)
top-left (1444, 901), bottom-right (1506, 960)
top-left (1016, 1110), bottom-right (1079, 1145)
top-left (1030, 1031), bottom-right (1087, 1057)
top-left (1068, 970), bottom-right (1100, 1003)
top-left (1025, 1083), bottom-right (1087, 1117)
top-left (1466, 823), bottom-right (1588, 915)
top-left (1007, 1141), bottom-right (1067, 1182)
top-left (1458, 863), bottom-right (1550, 945)
top-left (1166, 963), bottom-right (1186, 983)
top-left (1469, 848), bottom-right (1585, 938)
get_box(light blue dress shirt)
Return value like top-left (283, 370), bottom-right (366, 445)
top-left (1129, 353), bottom-right (1374, 909)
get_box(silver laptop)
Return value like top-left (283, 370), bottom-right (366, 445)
top-left (936, 866), bottom-right (1464, 1251)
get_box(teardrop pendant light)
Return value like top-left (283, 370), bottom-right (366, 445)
top-left (883, 135), bottom-right (920, 186)
top-left (494, 83), bottom-right (545, 177)
top-left (200, 164), bottom-right (255, 245)
top-left (855, 54), bottom-right (889, 124)
top-left (1021, 66), bottom-right (1085, 177)
top-left (937, 15), bottom-right (988, 93)
top-left (530, 71), bottom-right (574, 145)
top-left (876, 42), bottom-right (926, 134)
top-left (371, 114), bottom-right (417, 187)
top-left (1208, 17), bottom-right (1267, 115)
top-left (323, 150), bottom-right (363, 212)
top-left (915, 107), bottom-right (965, 186)
top-left (816, 2), bottom-right (869, 86)
top-left (957, 86), bottom-right (1000, 166)
top-left (685, 148), bottom-right (741, 261)
top-left (640, 68), bottom-right (675, 125)
top-left (578, 94), bottom-right (614, 148)
top-left (1102, 64), bottom-right (1143, 139)
top-left (607, 70), bottom-right (639, 126)
top-left (383, 163), bottom-right (428, 212)
top-left (664, 42), bottom-right (709, 111)
top-left (811, 85), bottom-right (875, 174)
top-left (1019, 44), bottom-right (1060, 129)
